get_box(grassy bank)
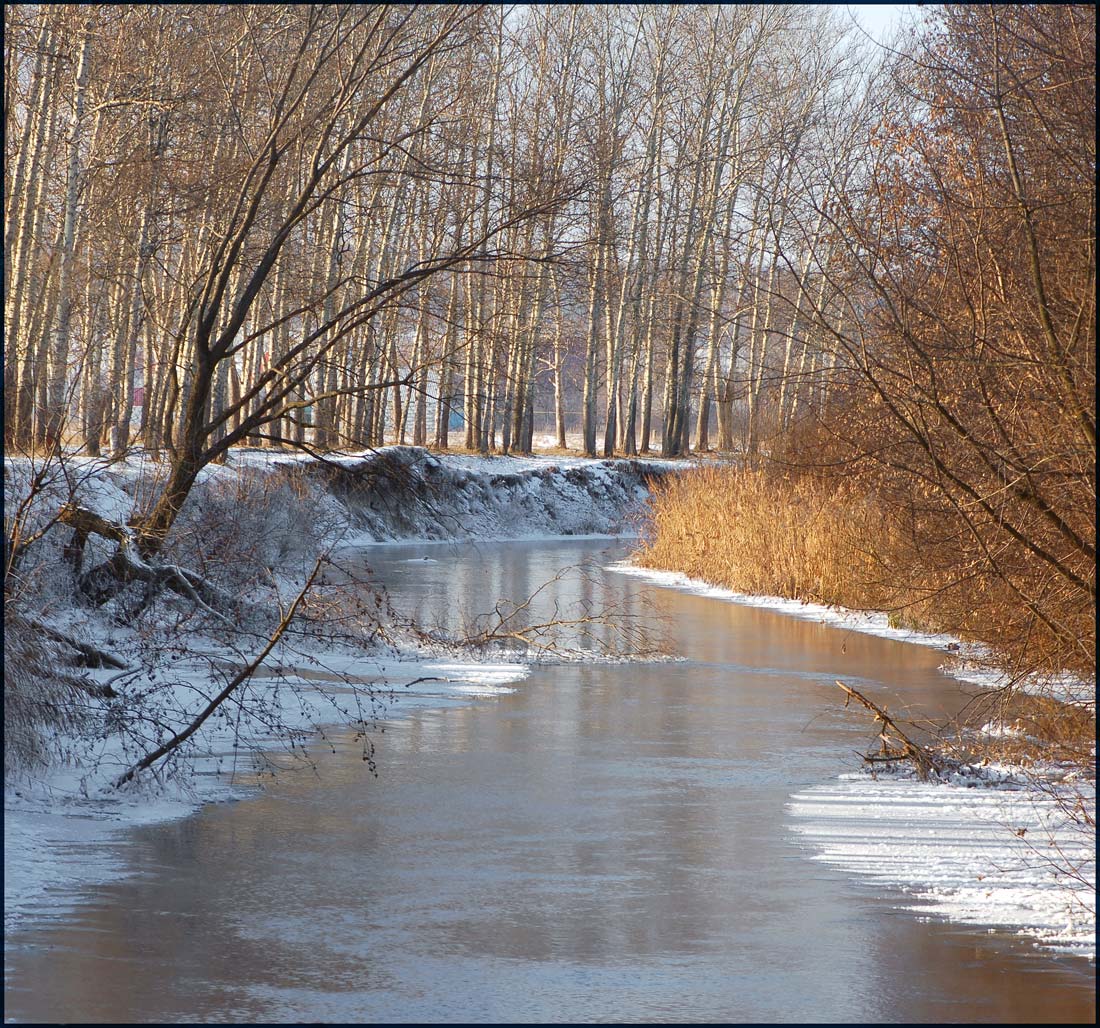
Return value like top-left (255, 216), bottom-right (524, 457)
top-left (635, 466), bottom-right (912, 619)
top-left (636, 464), bottom-right (1097, 664)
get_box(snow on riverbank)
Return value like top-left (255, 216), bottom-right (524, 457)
top-left (288, 446), bottom-right (680, 543)
top-left (612, 562), bottom-right (1096, 960)
top-left (4, 650), bottom-right (531, 935)
top-left (5, 445), bottom-right (682, 552)
top-left (610, 564), bottom-right (966, 649)
top-left (7, 450), bottom-right (1092, 963)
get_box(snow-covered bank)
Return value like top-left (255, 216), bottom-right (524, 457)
top-left (279, 445), bottom-right (679, 543)
top-left (6, 444), bottom-right (681, 550)
top-left (610, 564), bottom-right (963, 647)
top-left (611, 562), bottom-right (1096, 960)
top-left (4, 654), bottom-right (531, 935)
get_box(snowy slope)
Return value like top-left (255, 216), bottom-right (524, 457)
top-left (250, 445), bottom-right (678, 543)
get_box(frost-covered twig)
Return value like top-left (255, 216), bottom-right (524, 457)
top-left (112, 557), bottom-right (326, 788)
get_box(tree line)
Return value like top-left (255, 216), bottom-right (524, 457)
top-left (5, 2), bottom-right (882, 466)
top-left (806, 4), bottom-right (1095, 679)
top-left (5, 4), bottom-right (1093, 670)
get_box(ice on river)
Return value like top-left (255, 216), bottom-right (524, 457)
top-left (789, 772), bottom-right (1096, 960)
top-left (422, 662), bottom-right (529, 695)
top-left (3, 654), bottom-right (531, 936)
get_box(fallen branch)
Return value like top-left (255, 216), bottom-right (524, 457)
top-left (113, 557), bottom-right (326, 789)
top-left (30, 618), bottom-right (128, 670)
top-left (837, 680), bottom-right (942, 780)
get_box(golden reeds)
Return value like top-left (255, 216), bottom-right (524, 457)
top-left (636, 465), bottom-right (904, 614)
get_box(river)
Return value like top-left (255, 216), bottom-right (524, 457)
top-left (4, 539), bottom-right (1094, 1022)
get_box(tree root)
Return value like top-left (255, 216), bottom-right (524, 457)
top-left (58, 503), bottom-right (233, 622)
top-left (837, 680), bottom-right (943, 780)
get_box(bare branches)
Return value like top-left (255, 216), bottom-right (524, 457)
top-left (837, 680), bottom-right (942, 781)
top-left (113, 555), bottom-right (326, 789)
top-left (767, 5), bottom-right (1096, 680)
top-left (411, 563), bottom-right (665, 660)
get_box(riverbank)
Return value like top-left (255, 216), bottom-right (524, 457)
top-left (3, 447), bottom-right (677, 933)
top-left (610, 565), bottom-right (1096, 703)
top-left (636, 464), bottom-right (1095, 687)
top-left (5, 448), bottom-right (1094, 964)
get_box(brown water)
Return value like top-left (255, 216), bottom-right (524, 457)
top-left (4, 539), bottom-right (1095, 1023)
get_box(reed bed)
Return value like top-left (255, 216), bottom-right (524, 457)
top-left (636, 465), bottom-right (904, 614)
top-left (636, 463), bottom-right (1096, 773)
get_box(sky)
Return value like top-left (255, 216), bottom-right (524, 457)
top-left (839, 4), bottom-right (916, 44)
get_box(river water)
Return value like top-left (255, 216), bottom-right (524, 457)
top-left (4, 539), bottom-right (1094, 1023)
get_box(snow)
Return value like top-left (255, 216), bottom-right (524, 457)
top-left (940, 661), bottom-right (1095, 708)
top-left (789, 770), bottom-right (1096, 959)
top-left (4, 652), bottom-right (532, 935)
top-left (5, 447), bottom-right (1094, 965)
top-left (236, 445), bottom-right (680, 543)
top-left (608, 563), bottom-right (964, 648)
top-left (5, 445), bottom-right (683, 550)
top-left (609, 564), bottom-right (1096, 706)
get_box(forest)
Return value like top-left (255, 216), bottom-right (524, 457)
top-left (5, 3), bottom-right (916, 462)
top-left (3, 8), bottom-right (1097, 1010)
top-left (5, 3), bottom-right (1093, 680)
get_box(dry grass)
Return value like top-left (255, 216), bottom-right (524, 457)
top-left (636, 465), bottom-right (908, 614)
top-left (3, 611), bottom-right (86, 779)
top-left (637, 464), bottom-right (1095, 774)
top-left (635, 464), bottom-right (1094, 658)
top-left (946, 690), bottom-right (1096, 770)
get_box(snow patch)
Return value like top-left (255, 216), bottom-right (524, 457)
top-left (4, 651), bottom-right (530, 934)
top-left (615, 560), bottom-right (1096, 957)
top-left (789, 771), bottom-right (1096, 959)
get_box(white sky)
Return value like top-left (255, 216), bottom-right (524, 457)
top-left (839, 4), bottom-right (915, 44)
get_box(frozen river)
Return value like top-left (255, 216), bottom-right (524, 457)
top-left (4, 539), bottom-right (1094, 1022)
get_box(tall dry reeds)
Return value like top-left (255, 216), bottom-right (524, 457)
top-left (636, 465), bottom-right (910, 615)
top-left (637, 461), bottom-right (1095, 685)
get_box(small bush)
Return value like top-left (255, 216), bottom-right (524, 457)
top-left (165, 465), bottom-right (345, 590)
